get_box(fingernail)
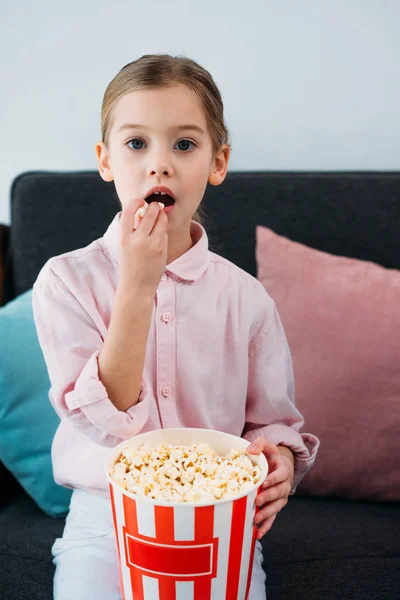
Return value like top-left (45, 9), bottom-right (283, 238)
top-left (247, 444), bottom-right (257, 452)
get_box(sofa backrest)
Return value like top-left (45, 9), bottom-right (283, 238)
top-left (4, 170), bottom-right (400, 302)
top-left (0, 224), bottom-right (9, 305)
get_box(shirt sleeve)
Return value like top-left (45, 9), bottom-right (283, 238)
top-left (243, 298), bottom-right (320, 495)
top-left (32, 274), bottom-right (152, 447)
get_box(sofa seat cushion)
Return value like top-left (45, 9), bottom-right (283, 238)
top-left (262, 495), bottom-right (399, 600)
top-left (1, 485), bottom-right (398, 600)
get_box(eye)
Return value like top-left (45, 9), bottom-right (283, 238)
top-left (175, 139), bottom-right (196, 152)
top-left (127, 138), bottom-right (145, 150)
top-left (126, 138), bottom-right (196, 152)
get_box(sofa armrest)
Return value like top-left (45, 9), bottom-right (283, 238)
top-left (0, 461), bottom-right (21, 509)
top-left (0, 224), bottom-right (19, 508)
top-left (0, 223), bottom-right (10, 307)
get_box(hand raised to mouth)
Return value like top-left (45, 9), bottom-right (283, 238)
top-left (133, 200), bottom-right (164, 230)
top-left (118, 197), bottom-right (168, 294)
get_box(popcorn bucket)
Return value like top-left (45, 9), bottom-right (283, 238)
top-left (105, 428), bottom-right (268, 600)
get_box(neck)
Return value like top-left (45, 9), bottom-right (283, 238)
top-left (167, 227), bottom-right (194, 265)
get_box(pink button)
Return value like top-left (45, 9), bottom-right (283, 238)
top-left (162, 312), bottom-right (172, 323)
top-left (161, 387), bottom-right (171, 397)
top-left (161, 274), bottom-right (168, 282)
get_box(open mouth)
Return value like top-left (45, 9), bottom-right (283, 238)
top-left (146, 193), bottom-right (175, 207)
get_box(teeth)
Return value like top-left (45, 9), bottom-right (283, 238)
top-left (153, 191), bottom-right (166, 195)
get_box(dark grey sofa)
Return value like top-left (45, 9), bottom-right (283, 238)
top-left (1, 170), bottom-right (399, 600)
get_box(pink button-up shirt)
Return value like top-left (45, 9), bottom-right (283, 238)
top-left (32, 212), bottom-right (319, 499)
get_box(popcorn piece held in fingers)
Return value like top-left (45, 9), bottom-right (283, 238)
top-left (133, 201), bottom-right (165, 230)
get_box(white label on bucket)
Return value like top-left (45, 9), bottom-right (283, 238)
top-left (176, 580), bottom-right (194, 598)
top-left (113, 488), bottom-right (134, 600)
top-left (211, 500), bottom-right (233, 599)
top-left (174, 506), bottom-right (195, 541)
top-left (136, 500), bottom-right (156, 538)
top-left (143, 574), bottom-right (159, 597)
top-left (238, 488), bottom-right (258, 598)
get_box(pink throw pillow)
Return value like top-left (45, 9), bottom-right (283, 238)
top-left (256, 225), bottom-right (400, 501)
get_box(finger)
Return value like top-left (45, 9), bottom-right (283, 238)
top-left (120, 198), bottom-right (146, 240)
top-left (257, 448), bottom-right (282, 482)
top-left (256, 482), bottom-right (286, 506)
top-left (133, 213), bottom-right (142, 230)
top-left (136, 202), bottom-right (163, 237)
top-left (246, 445), bottom-right (262, 455)
top-left (132, 200), bottom-right (150, 231)
top-left (246, 437), bottom-right (278, 456)
top-left (246, 437), bottom-right (266, 454)
top-left (263, 465), bottom-right (290, 489)
top-left (254, 498), bottom-right (287, 524)
top-left (149, 203), bottom-right (168, 236)
top-left (256, 514), bottom-right (277, 540)
top-left (266, 450), bottom-right (283, 472)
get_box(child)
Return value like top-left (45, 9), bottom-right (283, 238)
top-left (32, 54), bottom-right (319, 600)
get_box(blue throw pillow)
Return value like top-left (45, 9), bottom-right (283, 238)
top-left (0, 289), bottom-right (72, 517)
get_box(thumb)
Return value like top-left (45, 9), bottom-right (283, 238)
top-left (246, 438), bottom-right (265, 453)
top-left (120, 198), bottom-right (147, 237)
top-left (247, 443), bottom-right (258, 452)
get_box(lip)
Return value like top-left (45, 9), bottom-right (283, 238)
top-left (144, 185), bottom-right (176, 201)
top-left (163, 204), bottom-right (174, 215)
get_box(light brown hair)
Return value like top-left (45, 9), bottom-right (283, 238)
top-left (100, 54), bottom-right (231, 226)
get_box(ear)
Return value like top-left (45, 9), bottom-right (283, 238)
top-left (208, 144), bottom-right (231, 186)
top-left (95, 141), bottom-right (114, 182)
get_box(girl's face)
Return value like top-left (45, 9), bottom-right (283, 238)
top-left (96, 85), bottom-right (230, 236)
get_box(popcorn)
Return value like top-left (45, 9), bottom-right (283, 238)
top-left (133, 201), bottom-right (164, 229)
top-left (109, 442), bottom-right (261, 503)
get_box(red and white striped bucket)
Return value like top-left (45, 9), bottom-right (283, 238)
top-left (105, 428), bottom-right (268, 600)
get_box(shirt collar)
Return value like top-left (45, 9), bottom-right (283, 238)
top-left (103, 211), bottom-right (211, 283)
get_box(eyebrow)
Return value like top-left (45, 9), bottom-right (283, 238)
top-left (117, 123), bottom-right (206, 135)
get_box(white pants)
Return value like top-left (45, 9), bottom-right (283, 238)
top-left (52, 488), bottom-right (267, 600)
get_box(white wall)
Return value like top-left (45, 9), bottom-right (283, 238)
top-left (1, 0), bottom-right (399, 224)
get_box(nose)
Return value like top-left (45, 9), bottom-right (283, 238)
top-left (147, 149), bottom-right (173, 177)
